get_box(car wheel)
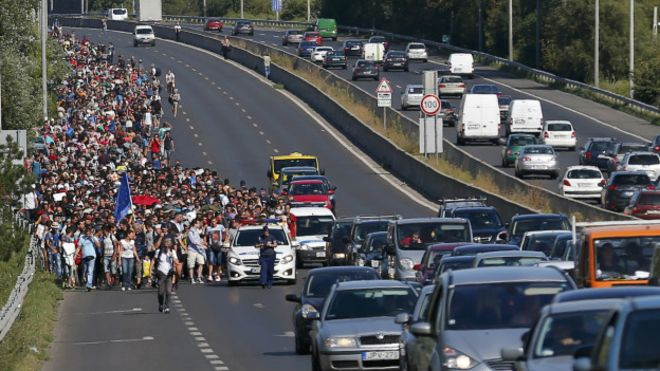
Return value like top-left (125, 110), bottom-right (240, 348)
top-left (401, 104), bottom-right (407, 111)
top-left (502, 158), bottom-right (509, 168)
top-left (282, 41), bottom-right (287, 46)
top-left (133, 41), bottom-right (138, 47)
top-left (332, 37), bottom-right (337, 41)
top-left (311, 349), bottom-right (322, 371)
top-left (570, 146), bottom-right (576, 152)
top-left (295, 333), bottom-right (310, 355)
top-left (383, 67), bottom-right (388, 72)
top-left (296, 255), bottom-right (303, 269)
top-left (374, 76), bottom-right (379, 81)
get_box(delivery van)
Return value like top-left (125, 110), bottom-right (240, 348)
top-left (506, 99), bottom-right (544, 136)
top-left (448, 53), bottom-right (474, 77)
top-left (362, 42), bottom-right (385, 63)
top-left (456, 94), bottom-right (501, 145)
top-left (315, 18), bottom-right (337, 41)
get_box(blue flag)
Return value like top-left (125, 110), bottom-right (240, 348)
top-left (114, 172), bottom-right (132, 223)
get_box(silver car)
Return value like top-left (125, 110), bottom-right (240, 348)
top-left (396, 285), bottom-right (435, 371)
top-left (401, 84), bottom-right (423, 111)
top-left (282, 29), bottom-right (304, 46)
top-left (309, 280), bottom-right (418, 371)
top-left (437, 75), bottom-right (465, 97)
top-left (471, 250), bottom-right (548, 268)
top-left (514, 144), bottom-right (559, 179)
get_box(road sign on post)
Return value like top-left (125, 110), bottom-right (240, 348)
top-left (376, 78), bottom-right (392, 130)
top-left (420, 94), bottom-right (441, 116)
top-left (420, 70), bottom-right (443, 156)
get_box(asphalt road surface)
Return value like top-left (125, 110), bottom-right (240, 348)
top-left (44, 28), bottom-right (433, 371)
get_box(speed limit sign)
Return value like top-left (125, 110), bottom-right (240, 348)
top-left (420, 94), bottom-right (441, 116)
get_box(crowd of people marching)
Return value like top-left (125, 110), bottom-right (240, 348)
top-left (21, 28), bottom-right (292, 312)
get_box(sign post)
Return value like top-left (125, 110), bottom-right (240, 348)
top-left (376, 78), bottom-right (392, 131)
top-left (420, 71), bottom-right (443, 159)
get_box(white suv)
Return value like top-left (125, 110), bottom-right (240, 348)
top-left (133, 25), bottom-right (155, 47)
top-left (618, 152), bottom-right (660, 181)
top-left (405, 42), bottom-right (428, 62)
top-left (226, 223), bottom-right (296, 286)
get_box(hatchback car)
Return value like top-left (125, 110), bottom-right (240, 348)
top-left (439, 101), bottom-right (457, 127)
top-left (310, 46), bottom-right (334, 63)
top-left (405, 42), bottom-right (428, 62)
top-left (623, 190), bottom-right (660, 219)
top-left (309, 280), bottom-right (418, 371)
top-left (322, 51), bottom-right (347, 69)
top-left (514, 144), bottom-right (559, 179)
top-left (578, 137), bottom-right (619, 171)
top-left (382, 51), bottom-right (409, 72)
top-left (558, 165), bottom-right (605, 200)
top-left (414, 243), bottom-right (470, 285)
top-left (396, 285), bottom-right (435, 371)
top-left (324, 218), bottom-right (354, 266)
top-left (367, 35), bottom-right (389, 52)
top-left (358, 231), bottom-right (389, 277)
top-left (282, 29), bottom-right (304, 45)
top-left (435, 256), bottom-right (475, 275)
top-left (520, 230), bottom-right (572, 256)
top-left (507, 213), bottom-right (571, 246)
top-left (469, 83), bottom-right (500, 95)
top-left (400, 84), bottom-right (423, 110)
top-left (437, 75), bottom-right (465, 98)
top-left (285, 266), bottom-right (379, 354)
top-left (297, 41), bottom-right (317, 58)
top-left (541, 120), bottom-right (576, 150)
top-left (204, 18), bottom-right (223, 32)
top-left (606, 142), bottom-right (650, 173)
top-left (232, 20), bottom-right (254, 35)
top-left (351, 59), bottom-right (379, 81)
top-left (601, 171), bottom-right (655, 211)
top-left (617, 151), bottom-right (660, 181)
top-left (501, 134), bottom-right (540, 167)
top-left (342, 40), bottom-right (364, 57)
top-left (303, 31), bottom-right (322, 45)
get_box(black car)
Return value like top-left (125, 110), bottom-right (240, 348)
top-left (358, 231), bottom-right (388, 277)
top-left (284, 266), bottom-right (380, 354)
top-left (232, 20), bottom-right (254, 36)
top-left (324, 218), bottom-right (354, 265)
top-left (351, 59), bottom-right (379, 81)
top-left (382, 51), bottom-right (409, 72)
top-left (297, 41), bottom-right (317, 58)
top-left (507, 213), bottom-right (571, 246)
top-left (444, 206), bottom-right (507, 243)
top-left (579, 137), bottom-right (619, 171)
top-left (346, 216), bottom-right (400, 265)
top-left (601, 171), bottom-right (654, 211)
top-left (322, 51), bottom-right (347, 69)
top-left (435, 255), bottom-right (475, 276)
top-left (342, 39), bottom-right (363, 57)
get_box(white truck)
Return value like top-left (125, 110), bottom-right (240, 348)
top-left (456, 94), bottom-right (501, 145)
top-left (136, 0), bottom-right (162, 22)
top-left (506, 99), bottom-right (544, 136)
top-left (362, 42), bottom-right (385, 63)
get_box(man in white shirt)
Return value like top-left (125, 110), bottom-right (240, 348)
top-left (155, 235), bottom-right (178, 313)
top-left (187, 218), bottom-right (207, 283)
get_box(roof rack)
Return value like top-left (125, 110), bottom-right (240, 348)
top-left (290, 201), bottom-right (328, 208)
top-left (438, 196), bottom-right (487, 205)
top-left (353, 215), bottom-right (402, 221)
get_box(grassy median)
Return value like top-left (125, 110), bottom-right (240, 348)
top-left (0, 243), bottom-right (62, 371)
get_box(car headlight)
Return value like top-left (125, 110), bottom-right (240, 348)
top-left (333, 253), bottom-right (345, 259)
top-left (324, 336), bottom-right (357, 348)
top-left (444, 347), bottom-right (478, 369)
top-left (400, 258), bottom-right (414, 270)
top-left (281, 254), bottom-right (294, 264)
top-left (301, 304), bottom-right (318, 319)
top-left (299, 244), bottom-right (310, 251)
top-left (228, 256), bottom-right (242, 265)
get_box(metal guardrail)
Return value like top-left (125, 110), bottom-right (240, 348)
top-left (162, 14), bottom-right (312, 29)
top-left (0, 214), bottom-right (36, 342)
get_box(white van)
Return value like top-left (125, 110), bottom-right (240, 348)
top-left (506, 99), bottom-right (544, 136)
top-left (448, 53), bottom-right (474, 76)
top-left (362, 42), bottom-right (385, 63)
top-left (456, 94), bottom-right (500, 145)
top-left (133, 24), bottom-right (155, 47)
top-left (108, 8), bottom-right (128, 21)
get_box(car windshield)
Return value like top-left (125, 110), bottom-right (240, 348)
top-left (235, 229), bottom-right (287, 247)
top-left (289, 182), bottom-right (327, 195)
top-left (477, 256), bottom-right (546, 267)
top-left (439, 258), bottom-right (474, 274)
top-left (296, 216), bottom-right (334, 236)
top-left (510, 136), bottom-right (537, 146)
top-left (325, 288), bottom-right (417, 320)
top-left (113, 9), bottom-right (127, 14)
top-left (388, 52), bottom-right (405, 58)
top-left (472, 85), bottom-right (497, 93)
top-left (589, 141), bottom-right (616, 153)
top-left (353, 221), bottom-right (389, 242)
top-left (619, 144), bottom-right (648, 154)
top-left (594, 237), bottom-right (659, 280)
top-left (300, 42), bottom-right (315, 48)
top-left (345, 40), bottom-right (361, 47)
top-left (523, 234), bottom-right (566, 255)
top-left (305, 271), bottom-right (378, 298)
top-left (638, 193), bottom-right (660, 205)
top-left (547, 123), bottom-right (572, 131)
top-left (136, 28), bottom-right (153, 34)
top-left (533, 310), bottom-right (611, 358)
top-left (612, 174), bottom-right (651, 186)
top-left (619, 309), bottom-right (660, 369)
top-left (409, 44), bottom-right (425, 49)
top-left (288, 30), bottom-right (303, 35)
top-left (512, 218), bottom-right (569, 238)
top-left (550, 237), bottom-right (573, 260)
top-left (398, 222), bottom-right (471, 249)
top-left (274, 158), bottom-right (318, 172)
top-left (370, 37), bottom-right (386, 43)
top-left (281, 170), bottom-right (319, 185)
top-left (444, 76), bottom-right (463, 83)
top-left (453, 210), bottom-right (503, 230)
top-left (365, 234), bottom-right (387, 253)
top-left (628, 154), bottom-right (660, 165)
top-left (427, 249), bottom-right (454, 268)
top-left (567, 169), bottom-right (601, 179)
top-left (524, 146), bottom-right (554, 155)
top-left (498, 96), bottom-right (512, 105)
top-left (328, 51), bottom-right (345, 57)
top-left (408, 87), bottom-right (423, 94)
top-left (357, 61), bottom-right (374, 68)
top-left (446, 282), bottom-right (569, 330)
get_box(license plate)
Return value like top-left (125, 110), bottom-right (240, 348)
top-left (352, 46), bottom-right (360, 50)
top-left (371, 260), bottom-right (380, 268)
top-left (622, 191), bottom-right (634, 196)
top-left (362, 351), bottom-right (399, 361)
top-left (532, 165), bottom-right (546, 170)
top-left (555, 135), bottom-right (568, 138)
top-left (393, 63), bottom-right (401, 66)
top-left (316, 252), bottom-right (326, 258)
top-left (578, 183), bottom-right (591, 187)
top-left (251, 268), bottom-right (260, 274)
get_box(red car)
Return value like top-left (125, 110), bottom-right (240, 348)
top-left (282, 180), bottom-right (334, 211)
top-left (204, 19), bottom-right (223, 32)
top-left (303, 31), bottom-right (322, 45)
top-left (413, 242), bottom-right (470, 285)
top-left (624, 190), bottom-right (660, 219)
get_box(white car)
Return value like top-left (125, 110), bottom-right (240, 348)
top-left (542, 120), bottom-right (576, 150)
top-left (108, 7), bottom-right (128, 21)
top-left (133, 24), bottom-right (155, 47)
top-left (290, 207), bottom-right (335, 267)
top-left (400, 84), bottom-right (423, 110)
top-left (310, 46), bottom-right (334, 63)
top-left (405, 42), bottom-right (428, 62)
top-left (558, 165), bottom-right (605, 199)
top-left (226, 223), bottom-right (296, 285)
top-left (617, 152), bottom-right (660, 181)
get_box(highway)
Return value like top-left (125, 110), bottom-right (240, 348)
top-left (44, 28), bottom-right (432, 371)
top-left (191, 25), bottom-right (657, 200)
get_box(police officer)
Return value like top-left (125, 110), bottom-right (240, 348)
top-left (257, 226), bottom-right (277, 289)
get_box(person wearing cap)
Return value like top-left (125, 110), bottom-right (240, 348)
top-left (45, 221), bottom-right (62, 279)
top-left (257, 225), bottom-right (277, 289)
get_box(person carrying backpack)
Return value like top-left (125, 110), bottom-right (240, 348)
top-left (154, 233), bottom-right (178, 313)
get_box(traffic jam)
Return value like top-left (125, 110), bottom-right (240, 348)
top-left (206, 19), bottom-right (660, 371)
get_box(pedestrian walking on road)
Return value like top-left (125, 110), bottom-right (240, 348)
top-left (79, 227), bottom-right (98, 292)
top-left (170, 89), bottom-right (181, 118)
top-left (187, 218), bottom-right (208, 283)
top-left (174, 21), bottom-right (182, 42)
top-left (221, 36), bottom-right (231, 59)
top-left (120, 230), bottom-right (141, 291)
top-left (155, 234), bottom-right (177, 313)
top-left (257, 226), bottom-right (277, 289)
top-left (102, 18), bottom-right (108, 34)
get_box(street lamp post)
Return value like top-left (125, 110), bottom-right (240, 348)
top-left (594, 0), bottom-right (599, 87)
top-left (508, 0), bottom-right (513, 61)
top-left (629, 0), bottom-right (635, 98)
top-left (241, 0), bottom-right (244, 19)
top-left (41, 0), bottom-right (48, 121)
top-left (307, 0), bottom-right (311, 22)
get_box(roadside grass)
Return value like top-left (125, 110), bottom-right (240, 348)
top-left (0, 243), bottom-right (62, 371)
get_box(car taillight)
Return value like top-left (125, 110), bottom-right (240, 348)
top-left (648, 185), bottom-right (656, 190)
top-left (598, 179), bottom-right (607, 186)
top-left (523, 156), bottom-right (532, 162)
top-left (586, 152), bottom-right (593, 160)
top-left (608, 185), bottom-right (617, 191)
top-left (563, 179), bottom-right (571, 186)
top-left (438, 83), bottom-right (447, 88)
top-left (655, 145), bottom-right (660, 152)
top-left (458, 83), bottom-right (465, 87)
top-left (544, 132), bottom-right (549, 138)
top-left (571, 131), bottom-right (576, 138)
